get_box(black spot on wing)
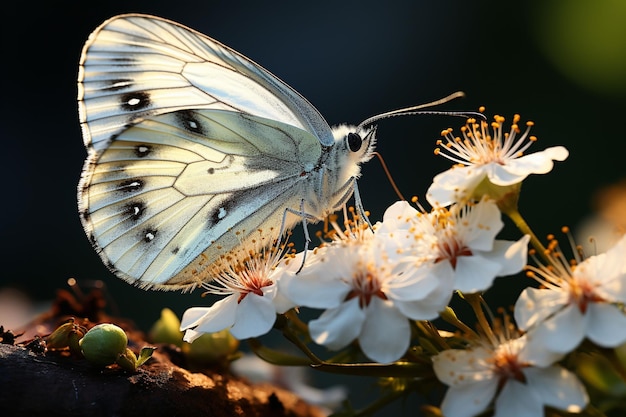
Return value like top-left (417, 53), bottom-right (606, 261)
top-left (171, 247), bottom-right (180, 255)
top-left (118, 179), bottom-right (144, 193)
top-left (134, 144), bottom-right (152, 158)
top-left (176, 110), bottom-right (206, 136)
top-left (125, 201), bottom-right (146, 221)
top-left (209, 200), bottom-right (233, 226)
top-left (143, 229), bottom-right (158, 243)
top-left (120, 91), bottom-right (151, 111)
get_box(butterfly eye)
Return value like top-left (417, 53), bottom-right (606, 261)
top-left (347, 132), bottom-right (362, 152)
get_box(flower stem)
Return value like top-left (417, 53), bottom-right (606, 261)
top-left (284, 309), bottom-right (310, 337)
top-left (439, 306), bottom-right (480, 340)
top-left (465, 293), bottom-right (497, 346)
top-left (502, 206), bottom-right (551, 265)
top-left (276, 316), bottom-right (323, 365)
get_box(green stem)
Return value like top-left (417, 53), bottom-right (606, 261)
top-left (279, 321), bottom-right (323, 365)
top-left (465, 293), bottom-right (497, 346)
top-left (502, 206), bottom-right (551, 265)
top-left (284, 309), bottom-right (310, 336)
top-left (439, 306), bottom-right (480, 340)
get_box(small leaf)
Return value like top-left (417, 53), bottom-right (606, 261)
top-left (136, 347), bottom-right (156, 367)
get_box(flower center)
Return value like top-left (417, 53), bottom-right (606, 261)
top-left (237, 270), bottom-right (273, 303)
top-left (436, 237), bottom-right (472, 268)
top-left (493, 350), bottom-right (527, 387)
top-left (568, 276), bottom-right (605, 314)
top-left (347, 271), bottom-right (387, 308)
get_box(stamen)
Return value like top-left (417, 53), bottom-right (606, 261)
top-left (434, 112), bottom-right (538, 168)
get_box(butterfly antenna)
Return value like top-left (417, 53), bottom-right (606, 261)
top-left (358, 91), bottom-right (485, 129)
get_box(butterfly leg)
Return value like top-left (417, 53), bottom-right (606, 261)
top-left (332, 177), bottom-right (373, 230)
top-left (278, 200), bottom-right (318, 274)
top-left (351, 180), bottom-right (373, 230)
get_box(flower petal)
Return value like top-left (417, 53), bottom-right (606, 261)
top-left (493, 379), bottom-right (543, 417)
top-left (454, 254), bottom-right (502, 293)
top-left (279, 269), bottom-right (351, 309)
top-left (533, 303), bottom-right (586, 353)
top-left (484, 235), bottom-right (530, 276)
top-left (432, 347), bottom-right (493, 386)
top-left (585, 303), bottom-right (626, 347)
top-left (182, 328), bottom-right (203, 343)
top-left (180, 306), bottom-right (212, 331)
top-left (460, 199), bottom-right (503, 251)
top-left (309, 298), bottom-right (365, 350)
top-left (504, 146), bottom-right (569, 177)
top-left (486, 163), bottom-right (529, 186)
top-left (426, 167), bottom-right (486, 207)
top-left (439, 380), bottom-right (497, 417)
top-left (519, 333), bottom-right (564, 367)
top-left (524, 366), bottom-right (588, 413)
top-left (385, 263), bottom-right (440, 302)
top-left (271, 287), bottom-right (297, 314)
top-left (358, 298), bottom-right (410, 363)
top-left (586, 235), bottom-right (626, 302)
top-left (514, 287), bottom-right (568, 330)
top-left (380, 201), bottom-right (419, 232)
top-left (229, 293), bottom-right (277, 339)
top-left (190, 296), bottom-right (238, 335)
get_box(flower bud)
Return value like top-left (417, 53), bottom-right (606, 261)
top-left (46, 319), bottom-right (87, 352)
top-left (79, 323), bottom-right (128, 366)
top-left (149, 308), bottom-right (184, 346)
top-left (185, 329), bottom-right (239, 366)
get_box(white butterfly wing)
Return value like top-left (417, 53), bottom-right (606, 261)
top-left (79, 109), bottom-right (322, 289)
top-left (78, 13), bottom-right (335, 154)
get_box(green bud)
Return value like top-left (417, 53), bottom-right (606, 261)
top-left (46, 319), bottom-right (87, 353)
top-left (149, 308), bottom-right (184, 346)
top-left (79, 323), bottom-right (128, 367)
top-left (185, 329), bottom-right (239, 366)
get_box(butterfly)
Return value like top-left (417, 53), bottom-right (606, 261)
top-left (78, 13), bottom-right (463, 291)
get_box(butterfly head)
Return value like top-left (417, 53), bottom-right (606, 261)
top-left (331, 124), bottom-right (377, 168)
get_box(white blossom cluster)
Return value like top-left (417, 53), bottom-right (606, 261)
top-left (180, 113), bottom-right (626, 417)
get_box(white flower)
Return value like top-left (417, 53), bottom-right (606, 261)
top-left (180, 239), bottom-right (298, 342)
top-left (381, 199), bottom-right (530, 293)
top-left (280, 231), bottom-right (453, 364)
top-left (426, 113), bottom-right (568, 207)
top-left (515, 233), bottom-right (626, 353)
top-left (432, 334), bottom-right (588, 417)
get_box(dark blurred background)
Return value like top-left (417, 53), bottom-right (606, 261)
top-left (2, 0), bottom-right (626, 412)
